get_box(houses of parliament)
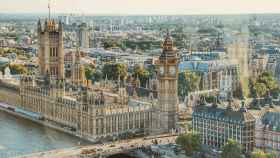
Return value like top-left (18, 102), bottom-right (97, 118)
top-left (18, 19), bottom-right (180, 141)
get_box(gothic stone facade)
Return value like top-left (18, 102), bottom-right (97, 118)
top-left (18, 20), bottom-right (179, 140)
top-left (19, 77), bottom-right (153, 140)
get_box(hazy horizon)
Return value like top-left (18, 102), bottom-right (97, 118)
top-left (1, 0), bottom-right (280, 15)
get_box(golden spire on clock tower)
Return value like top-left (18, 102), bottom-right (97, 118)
top-left (160, 30), bottom-right (177, 60)
top-left (163, 30), bottom-right (174, 51)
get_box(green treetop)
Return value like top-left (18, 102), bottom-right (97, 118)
top-left (251, 150), bottom-right (277, 158)
top-left (9, 64), bottom-right (27, 75)
top-left (250, 72), bottom-right (280, 98)
top-left (221, 139), bottom-right (243, 158)
top-left (178, 70), bottom-right (202, 100)
top-left (132, 65), bottom-right (150, 87)
top-left (102, 63), bottom-right (127, 81)
top-left (175, 132), bottom-right (201, 157)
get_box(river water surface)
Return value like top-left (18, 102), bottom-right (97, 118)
top-left (0, 111), bottom-right (89, 158)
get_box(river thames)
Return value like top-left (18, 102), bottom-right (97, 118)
top-left (0, 111), bottom-right (90, 158)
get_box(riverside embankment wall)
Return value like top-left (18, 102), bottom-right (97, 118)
top-left (0, 81), bottom-right (20, 106)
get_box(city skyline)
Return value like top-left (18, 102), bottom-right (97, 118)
top-left (1, 0), bottom-right (280, 15)
top-left (2, 1), bottom-right (280, 157)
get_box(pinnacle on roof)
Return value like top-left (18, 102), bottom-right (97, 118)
top-left (227, 92), bottom-right (234, 110)
top-left (212, 95), bottom-right (219, 108)
top-left (239, 98), bottom-right (248, 113)
top-left (200, 96), bottom-right (207, 106)
top-left (38, 20), bottom-right (42, 32)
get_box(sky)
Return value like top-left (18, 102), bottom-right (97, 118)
top-left (1, 0), bottom-right (280, 15)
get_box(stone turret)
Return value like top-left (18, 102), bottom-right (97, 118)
top-left (240, 98), bottom-right (248, 113)
top-left (71, 48), bottom-right (86, 86)
top-left (37, 20), bottom-right (42, 33)
top-left (59, 20), bottom-right (63, 31)
top-left (38, 19), bottom-right (65, 81)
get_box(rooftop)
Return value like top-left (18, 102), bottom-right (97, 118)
top-left (193, 102), bottom-right (255, 123)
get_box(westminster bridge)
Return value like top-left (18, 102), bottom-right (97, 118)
top-left (18, 134), bottom-right (178, 158)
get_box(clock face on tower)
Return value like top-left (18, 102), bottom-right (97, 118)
top-left (169, 66), bottom-right (176, 76)
top-left (159, 66), bottom-right (164, 75)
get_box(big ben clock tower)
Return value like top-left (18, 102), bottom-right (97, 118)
top-left (152, 32), bottom-right (179, 134)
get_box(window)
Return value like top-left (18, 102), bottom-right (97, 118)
top-left (50, 47), bottom-right (58, 57)
top-left (50, 48), bottom-right (53, 57)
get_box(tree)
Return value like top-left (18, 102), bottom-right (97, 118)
top-left (85, 66), bottom-right (94, 80)
top-left (123, 40), bottom-right (160, 51)
top-left (250, 72), bottom-right (279, 98)
top-left (185, 70), bottom-right (201, 92)
top-left (251, 150), bottom-right (268, 158)
top-left (147, 65), bottom-right (156, 78)
top-left (178, 72), bottom-right (188, 100)
top-left (92, 69), bottom-right (103, 82)
top-left (132, 65), bottom-right (150, 87)
top-left (177, 70), bottom-right (201, 100)
top-left (102, 63), bottom-right (127, 81)
top-left (205, 95), bottom-right (216, 103)
top-left (9, 64), bottom-right (27, 75)
top-left (267, 151), bottom-right (277, 158)
top-left (251, 150), bottom-right (277, 158)
top-left (257, 72), bottom-right (277, 90)
top-left (253, 82), bottom-right (267, 98)
top-left (175, 132), bottom-right (201, 157)
top-left (270, 87), bottom-right (280, 99)
top-left (85, 66), bottom-right (103, 83)
top-left (103, 39), bottom-right (121, 50)
top-left (221, 139), bottom-right (242, 158)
